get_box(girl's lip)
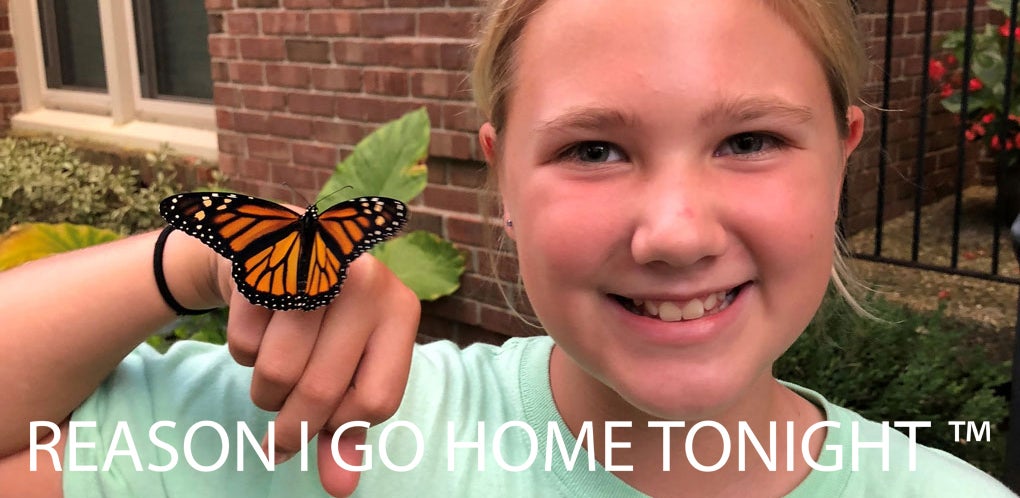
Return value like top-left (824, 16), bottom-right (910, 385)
top-left (606, 282), bottom-right (751, 347)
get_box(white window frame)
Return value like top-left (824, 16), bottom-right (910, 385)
top-left (9, 0), bottom-right (217, 160)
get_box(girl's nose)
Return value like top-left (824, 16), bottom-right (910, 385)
top-left (629, 174), bottom-right (728, 269)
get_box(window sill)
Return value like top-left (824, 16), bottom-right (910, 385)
top-left (10, 108), bottom-right (218, 161)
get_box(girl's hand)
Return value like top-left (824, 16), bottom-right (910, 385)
top-left (212, 252), bottom-right (420, 497)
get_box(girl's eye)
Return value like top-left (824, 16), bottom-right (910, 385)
top-left (715, 132), bottom-right (783, 158)
top-left (560, 141), bottom-right (626, 164)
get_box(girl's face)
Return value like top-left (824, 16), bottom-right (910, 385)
top-left (486, 0), bottom-right (864, 419)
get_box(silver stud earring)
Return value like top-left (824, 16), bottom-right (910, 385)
top-left (506, 219), bottom-right (513, 227)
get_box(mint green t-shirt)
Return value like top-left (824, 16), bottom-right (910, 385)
top-left (64, 336), bottom-right (1016, 497)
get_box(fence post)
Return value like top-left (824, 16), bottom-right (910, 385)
top-left (1008, 215), bottom-right (1020, 491)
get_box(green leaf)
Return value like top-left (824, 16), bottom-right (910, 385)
top-left (0, 222), bottom-right (122, 271)
top-left (371, 230), bottom-right (465, 301)
top-left (319, 108), bottom-right (430, 207)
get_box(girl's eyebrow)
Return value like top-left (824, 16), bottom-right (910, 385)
top-left (699, 96), bottom-right (814, 126)
top-left (535, 107), bottom-right (637, 134)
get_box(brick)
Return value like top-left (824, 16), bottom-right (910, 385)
top-left (447, 160), bottom-right (488, 188)
top-left (333, 39), bottom-right (382, 65)
top-left (213, 84), bottom-right (241, 107)
top-left (240, 158), bottom-right (271, 181)
top-left (333, 0), bottom-right (385, 8)
top-left (286, 40), bottom-right (330, 63)
top-left (215, 109), bottom-right (234, 129)
top-left (364, 69), bottom-right (409, 96)
top-left (334, 95), bottom-right (386, 121)
top-left (210, 61), bottom-right (229, 82)
top-left (283, 0), bottom-right (332, 7)
top-left (441, 103), bottom-right (483, 133)
top-left (262, 12), bottom-right (308, 35)
top-left (312, 120), bottom-right (364, 144)
top-left (0, 70), bottom-right (17, 86)
top-left (311, 67), bottom-right (362, 91)
top-left (439, 42), bottom-right (471, 70)
top-left (266, 63), bottom-right (311, 87)
top-left (309, 12), bottom-right (359, 36)
top-left (419, 11), bottom-right (476, 39)
top-left (228, 61), bottom-right (265, 85)
top-left (377, 40), bottom-right (441, 68)
top-left (412, 71), bottom-right (469, 99)
top-left (238, 0), bottom-right (279, 7)
top-left (267, 115), bottom-right (314, 138)
top-left (205, 0), bottom-right (233, 10)
top-left (388, 0), bottom-right (444, 6)
top-left (239, 37), bottom-right (286, 61)
top-left (429, 130), bottom-right (474, 160)
top-left (271, 164), bottom-right (320, 190)
top-left (241, 88), bottom-right (286, 110)
top-left (233, 111), bottom-right (269, 134)
top-left (287, 92), bottom-right (336, 116)
top-left (207, 37), bottom-right (238, 59)
top-left (422, 297), bottom-right (480, 326)
top-left (225, 12), bottom-right (258, 35)
top-left (445, 215), bottom-right (485, 246)
top-left (248, 137), bottom-right (291, 161)
top-left (218, 133), bottom-right (246, 154)
top-left (422, 184), bottom-right (479, 212)
top-left (208, 13), bottom-right (224, 34)
top-left (293, 143), bottom-right (339, 168)
top-left (359, 12), bottom-right (416, 38)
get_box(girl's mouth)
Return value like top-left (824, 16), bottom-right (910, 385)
top-left (611, 283), bottom-right (749, 322)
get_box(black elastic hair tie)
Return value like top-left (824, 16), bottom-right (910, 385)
top-left (154, 226), bottom-right (217, 316)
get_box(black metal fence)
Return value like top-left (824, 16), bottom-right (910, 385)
top-left (849, 0), bottom-right (1020, 489)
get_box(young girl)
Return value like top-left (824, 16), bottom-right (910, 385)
top-left (1, 0), bottom-right (1015, 496)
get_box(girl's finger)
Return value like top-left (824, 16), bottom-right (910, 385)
top-left (225, 291), bottom-right (274, 367)
top-left (317, 428), bottom-right (366, 498)
top-left (325, 294), bottom-right (419, 430)
top-left (268, 297), bottom-right (372, 458)
top-left (249, 308), bottom-right (324, 411)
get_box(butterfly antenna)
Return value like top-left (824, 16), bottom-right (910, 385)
top-left (316, 185), bottom-right (355, 206)
top-left (281, 182), bottom-right (313, 207)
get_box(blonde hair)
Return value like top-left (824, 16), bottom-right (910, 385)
top-left (472, 0), bottom-right (873, 315)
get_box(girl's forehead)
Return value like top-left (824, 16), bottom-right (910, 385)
top-left (508, 0), bottom-right (831, 130)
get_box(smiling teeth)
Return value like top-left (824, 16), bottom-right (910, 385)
top-left (636, 290), bottom-right (733, 322)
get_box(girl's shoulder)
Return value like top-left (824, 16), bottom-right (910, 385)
top-left (786, 383), bottom-right (1016, 497)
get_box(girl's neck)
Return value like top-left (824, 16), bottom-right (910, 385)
top-left (548, 345), bottom-right (827, 497)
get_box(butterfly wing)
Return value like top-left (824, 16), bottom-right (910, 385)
top-left (302, 197), bottom-right (409, 307)
top-left (160, 192), bottom-right (313, 310)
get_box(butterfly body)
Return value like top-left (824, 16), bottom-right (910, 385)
top-left (160, 192), bottom-right (407, 311)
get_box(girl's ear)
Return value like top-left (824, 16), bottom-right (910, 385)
top-left (479, 122), bottom-right (499, 165)
top-left (478, 122), bottom-right (514, 238)
top-left (843, 106), bottom-right (865, 162)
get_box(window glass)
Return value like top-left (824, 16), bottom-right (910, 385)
top-left (38, 0), bottom-right (108, 91)
top-left (138, 0), bottom-right (213, 101)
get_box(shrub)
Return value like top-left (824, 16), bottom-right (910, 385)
top-left (0, 136), bottom-right (197, 234)
top-left (775, 290), bottom-right (1010, 479)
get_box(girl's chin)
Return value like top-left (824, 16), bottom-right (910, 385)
top-left (603, 367), bottom-right (777, 422)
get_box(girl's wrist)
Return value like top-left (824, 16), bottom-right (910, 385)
top-left (159, 229), bottom-right (228, 312)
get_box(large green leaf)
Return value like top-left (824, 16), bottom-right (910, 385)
top-left (319, 108), bottom-right (430, 207)
top-left (0, 222), bottom-right (122, 271)
top-left (371, 230), bottom-right (465, 301)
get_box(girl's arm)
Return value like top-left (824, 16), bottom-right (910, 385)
top-left (0, 228), bottom-right (420, 497)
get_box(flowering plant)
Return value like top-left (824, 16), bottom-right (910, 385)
top-left (930, 1), bottom-right (1020, 168)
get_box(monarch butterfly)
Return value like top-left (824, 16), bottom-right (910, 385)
top-left (160, 192), bottom-right (408, 311)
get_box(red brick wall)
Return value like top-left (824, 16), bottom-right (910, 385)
top-left (0, 0), bottom-right (19, 129)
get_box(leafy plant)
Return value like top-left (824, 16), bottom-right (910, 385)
top-left (0, 222), bottom-right (122, 271)
top-left (0, 137), bottom-right (202, 234)
top-left (775, 289), bottom-right (1011, 479)
top-left (319, 107), bottom-right (464, 301)
top-left (932, 0), bottom-right (1020, 166)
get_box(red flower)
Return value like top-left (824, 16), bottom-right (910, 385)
top-left (982, 112), bottom-right (995, 124)
top-left (928, 59), bottom-right (946, 81)
top-left (941, 83), bottom-right (954, 98)
top-left (992, 135), bottom-right (1002, 151)
top-left (969, 78), bottom-right (983, 91)
top-left (973, 123), bottom-right (986, 136)
top-left (966, 129), bottom-right (977, 141)
top-left (1013, 133), bottom-right (1020, 149)
top-left (937, 289), bottom-right (951, 300)
top-left (946, 54), bottom-right (957, 64)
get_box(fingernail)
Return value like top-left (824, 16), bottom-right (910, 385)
top-left (275, 451), bottom-right (294, 465)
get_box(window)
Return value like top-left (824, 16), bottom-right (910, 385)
top-left (10, 0), bottom-right (217, 160)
